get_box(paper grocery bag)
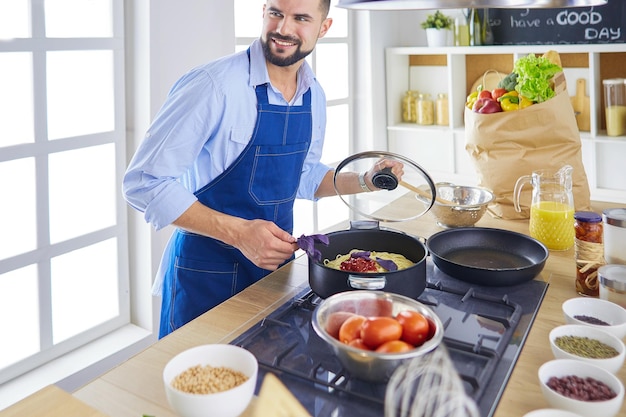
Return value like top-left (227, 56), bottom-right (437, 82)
top-left (464, 89), bottom-right (591, 220)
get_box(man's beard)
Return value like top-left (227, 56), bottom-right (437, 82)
top-left (261, 33), bottom-right (313, 67)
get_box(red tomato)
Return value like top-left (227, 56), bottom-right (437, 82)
top-left (396, 310), bottom-right (431, 346)
top-left (347, 338), bottom-right (371, 350)
top-left (375, 339), bottom-right (414, 353)
top-left (491, 87), bottom-right (507, 100)
top-left (360, 316), bottom-right (403, 349)
top-left (338, 315), bottom-right (366, 344)
top-left (325, 311), bottom-right (355, 339)
top-left (477, 90), bottom-right (492, 100)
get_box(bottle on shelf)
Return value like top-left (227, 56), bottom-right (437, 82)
top-left (454, 10), bottom-right (470, 47)
top-left (469, 8), bottom-right (482, 46)
top-left (436, 93), bottom-right (449, 126)
top-left (481, 8), bottom-right (494, 45)
top-left (416, 93), bottom-right (434, 126)
top-left (401, 90), bottom-right (418, 123)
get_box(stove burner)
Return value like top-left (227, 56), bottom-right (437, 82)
top-left (230, 261), bottom-right (547, 417)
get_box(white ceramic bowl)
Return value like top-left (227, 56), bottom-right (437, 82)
top-left (311, 290), bottom-right (444, 382)
top-left (538, 359), bottom-right (624, 417)
top-left (523, 409), bottom-right (583, 417)
top-left (562, 297), bottom-right (626, 339)
top-left (163, 344), bottom-right (258, 417)
top-left (549, 324), bottom-right (625, 374)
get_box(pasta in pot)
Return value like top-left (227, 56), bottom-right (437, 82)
top-left (324, 249), bottom-right (414, 273)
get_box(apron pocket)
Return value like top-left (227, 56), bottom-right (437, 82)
top-left (171, 256), bottom-right (237, 327)
top-left (250, 143), bottom-right (308, 204)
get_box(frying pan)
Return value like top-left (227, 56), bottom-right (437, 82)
top-left (426, 227), bottom-right (549, 286)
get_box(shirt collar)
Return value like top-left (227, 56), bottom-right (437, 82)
top-left (249, 39), bottom-right (316, 95)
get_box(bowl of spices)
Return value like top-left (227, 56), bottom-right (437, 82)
top-left (562, 297), bottom-right (626, 340)
top-left (162, 344), bottom-right (258, 417)
top-left (538, 359), bottom-right (624, 417)
top-left (549, 324), bottom-right (625, 374)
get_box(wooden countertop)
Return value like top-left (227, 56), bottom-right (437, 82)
top-left (8, 201), bottom-right (626, 417)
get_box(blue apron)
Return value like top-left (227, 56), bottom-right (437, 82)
top-left (159, 77), bottom-right (312, 337)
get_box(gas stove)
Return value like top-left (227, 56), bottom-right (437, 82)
top-left (230, 260), bottom-right (548, 417)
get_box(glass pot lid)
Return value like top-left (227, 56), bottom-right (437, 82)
top-left (333, 151), bottom-right (436, 222)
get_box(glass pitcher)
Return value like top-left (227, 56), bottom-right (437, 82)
top-left (514, 165), bottom-right (575, 251)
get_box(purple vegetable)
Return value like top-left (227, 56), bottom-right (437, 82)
top-left (376, 257), bottom-right (398, 271)
top-left (296, 234), bottom-right (329, 263)
top-left (351, 251), bottom-right (371, 259)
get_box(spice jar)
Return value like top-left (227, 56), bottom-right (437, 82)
top-left (599, 264), bottom-right (626, 309)
top-left (416, 93), bottom-right (434, 125)
top-left (436, 93), bottom-right (449, 126)
top-left (603, 208), bottom-right (626, 265)
top-left (574, 211), bottom-right (604, 297)
top-left (401, 90), bottom-right (417, 123)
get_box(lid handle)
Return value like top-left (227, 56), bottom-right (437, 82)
top-left (372, 167), bottom-right (398, 190)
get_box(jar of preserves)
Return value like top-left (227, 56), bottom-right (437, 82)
top-left (436, 93), bottom-right (449, 126)
top-left (401, 90), bottom-right (417, 123)
top-left (416, 93), bottom-right (434, 125)
top-left (574, 211), bottom-right (604, 297)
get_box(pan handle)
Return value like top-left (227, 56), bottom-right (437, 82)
top-left (348, 275), bottom-right (387, 290)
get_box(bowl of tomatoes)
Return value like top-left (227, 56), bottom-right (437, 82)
top-left (311, 290), bottom-right (444, 382)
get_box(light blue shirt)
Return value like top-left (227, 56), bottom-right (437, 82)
top-left (123, 39), bottom-right (331, 231)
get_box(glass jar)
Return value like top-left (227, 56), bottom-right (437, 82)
top-left (599, 264), bottom-right (626, 308)
top-left (416, 93), bottom-right (434, 125)
top-left (401, 90), bottom-right (417, 123)
top-left (603, 208), bottom-right (626, 265)
top-left (436, 93), bottom-right (449, 126)
top-left (574, 211), bottom-right (604, 297)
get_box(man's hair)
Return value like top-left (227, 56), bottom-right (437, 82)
top-left (320, 0), bottom-right (331, 18)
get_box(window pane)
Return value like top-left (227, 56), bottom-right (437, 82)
top-left (48, 144), bottom-right (116, 243)
top-left (0, 158), bottom-right (37, 260)
top-left (322, 104), bottom-right (349, 164)
top-left (234, 0), bottom-right (264, 37)
top-left (327, 5), bottom-right (347, 37)
top-left (0, 52), bottom-right (35, 147)
top-left (0, 0), bottom-right (30, 39)
top-left (0, 265), bottom-right (40, 369)
top-left (44, 0), bottom-right (113, 38)
top-left (315, 44), bottom-right (348, 101)
top-left (51, 239), bottom-right (119, 343)
top-left (46, 50), bottom-right (115, 140)
top-left (318, 196), bottom-right (348, 231)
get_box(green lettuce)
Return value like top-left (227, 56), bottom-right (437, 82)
top-left (513, 54), bottom-right (562, 103)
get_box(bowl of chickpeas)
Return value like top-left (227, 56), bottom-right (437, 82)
top-left (162, 344), bottom-right (258, 417)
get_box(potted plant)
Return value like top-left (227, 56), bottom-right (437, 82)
top-left (421, 10), bottom-right (453, 47)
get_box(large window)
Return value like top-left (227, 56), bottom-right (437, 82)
top-left (234, 0), bottom-right (350, 235)
top-left (0, 0), bottom-right (128, 384)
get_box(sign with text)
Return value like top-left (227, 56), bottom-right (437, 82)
top-left (489, 1), bottom-right (625, 45)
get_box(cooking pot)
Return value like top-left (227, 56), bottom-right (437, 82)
top-left (427, 227), bottom-right (549, 286)
top-left (308, 151), bottom-right (437, 299)
top-left (308, 221), bottom-right (428, 299)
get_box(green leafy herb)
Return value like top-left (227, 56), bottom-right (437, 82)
top-left (513, 53), bottom-right (562, 103)
top-left (420, 10), bottom-right (453, 30)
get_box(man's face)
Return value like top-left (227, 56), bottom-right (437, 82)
top-left (261, 0), bottom-right (332, 68)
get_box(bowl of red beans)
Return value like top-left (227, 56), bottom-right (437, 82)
top-left (562, 297), bottom-right (626, 340)
top-left (538, 359), bottom-right (624, 417)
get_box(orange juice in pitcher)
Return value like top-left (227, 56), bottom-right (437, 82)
top-left (514, 166), bottom-right (575, 251)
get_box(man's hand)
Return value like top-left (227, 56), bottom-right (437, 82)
top-left (172, 201), bottom-right (296, 270)
top-left (232, 219), bottom-right (297, 270)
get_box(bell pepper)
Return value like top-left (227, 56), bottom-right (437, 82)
top-left (498, 91), bottom-right (520, 112)
top-left (520, 95), bottom-right (535, 109)
top-left (465, 91), bottom-right (478, 110)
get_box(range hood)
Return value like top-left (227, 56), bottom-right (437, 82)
top-left (337, 0), bottom-right (607, 10)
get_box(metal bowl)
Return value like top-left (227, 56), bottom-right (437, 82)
top-left (311, 290), bottom-right (444, 382)
top-left (429, 183), bottom-right (495, 228)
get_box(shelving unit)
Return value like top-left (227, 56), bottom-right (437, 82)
top-left (385, 44), bottom-right (626, 203)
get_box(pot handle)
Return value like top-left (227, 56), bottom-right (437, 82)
top-left (348, 275), bottom-right (387, 290)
